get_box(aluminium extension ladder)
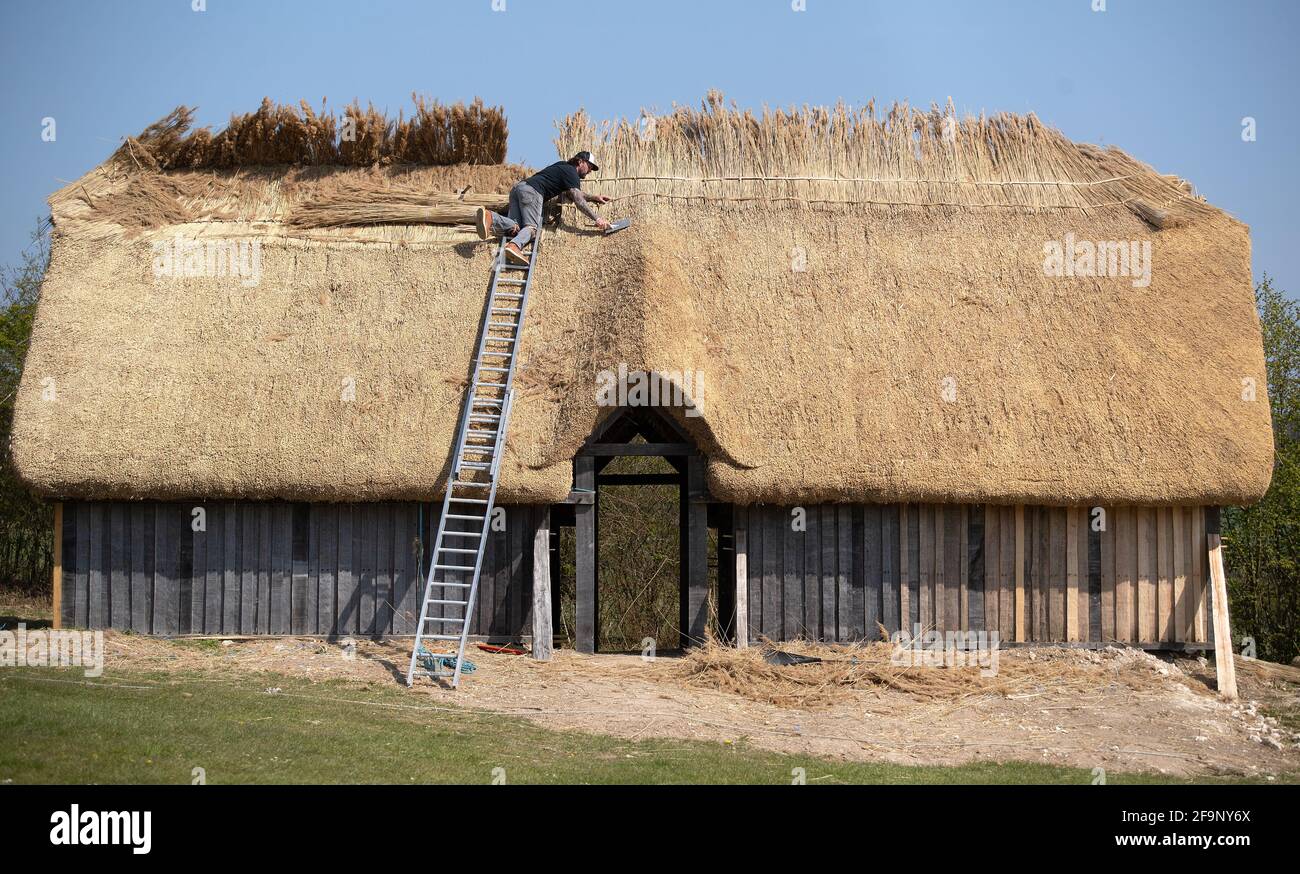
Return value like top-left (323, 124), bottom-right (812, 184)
top-left (405, 232), bottom-right (543, 687)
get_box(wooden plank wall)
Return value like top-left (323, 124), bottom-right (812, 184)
top-left (60, 501), bottom-right (542, 638)
top-left (734, 504), bottom-right (1211, 646)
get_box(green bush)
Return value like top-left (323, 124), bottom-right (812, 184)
top-left (0, 220), bottom-right (52, 594)
top-left (1223, 276), bottom-right (1300, 665)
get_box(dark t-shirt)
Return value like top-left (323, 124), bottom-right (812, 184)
top-left (525, 160), bottom-right (582, 201)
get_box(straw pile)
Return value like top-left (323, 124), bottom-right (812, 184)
top-left (112, 95), bottom-right (507, 171)
top-left (678, 638), bottom-right (1176, 709)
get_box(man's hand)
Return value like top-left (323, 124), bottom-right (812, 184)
top-left (591, 194), bottom-right (612, 205)
top-left (595, 218), bottom-right (611, 231)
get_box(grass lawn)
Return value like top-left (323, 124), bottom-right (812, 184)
top-left (0, 666), bottom-right (1278, 785)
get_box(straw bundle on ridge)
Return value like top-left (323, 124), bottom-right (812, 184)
top-left (112, 94), bottom-right (508, 171)
top-left (556, 90), bottom-right (1216, 227)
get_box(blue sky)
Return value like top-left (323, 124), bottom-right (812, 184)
top-left (2, 0), bottom-right (1297, 297)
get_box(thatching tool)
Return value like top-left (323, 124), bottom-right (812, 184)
top-left (604, 217), bottom-right (631, 236)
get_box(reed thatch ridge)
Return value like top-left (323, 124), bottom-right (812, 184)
top-left (11, 94), bottom-right (1274, 506)
top-left (113, 95), bottom-right (508, 171)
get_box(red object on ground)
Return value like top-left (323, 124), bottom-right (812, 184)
top-left (476, 643), bottom-right (527, 655)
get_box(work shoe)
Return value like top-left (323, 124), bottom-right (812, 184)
top-left (475, 207), bottom-right (492, 240)
top-left (505, 242), bottom-right (529, 266)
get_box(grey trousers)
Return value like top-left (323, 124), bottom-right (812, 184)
top-left (491, 181), bottom-right (543, 246)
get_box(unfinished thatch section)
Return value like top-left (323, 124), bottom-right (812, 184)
top-left (12, 94), bottom-right (1273, 506)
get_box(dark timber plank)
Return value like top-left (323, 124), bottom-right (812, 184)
top-left (307, 505), bottom-right (320, 635)
top-left (907, 504), bottom-right (921, 631)
top-left (784, 505), bottom-right (803, 638)
top-left (819, 506), bottom-right (836, 642)
top-left (836, 506), bottom-right (852, 642)
top-left (968, 505), bottom-right (985, 633)
top-left (1000, 506), bottom-right (1014, 640)
top-left (129, 504), bottom-right (150, 633)
top-left (1137, 506), bottom-right (1156, 643)
top-left (748, 505), bottom-right (763, 640)
top-left (240, 503), bottom-right (258, 634)
top-left (850, 505), bottom-right (867, 640)
top-left (764, 507), bottom-right (784, 639)
top-left (919, 504), bottom-right (934, 633)
top-left (223, 502), bottom-right (240, 634)
top-left (257, 504), bottom-right (272, 635)
top-left (1049, 507), bottom-right (1066, 641)
top-left (574, 456), bottom-right (597, 653)
top-left (271, 503), bottom-right (293, 635)
top-left (190, 505), bottom-right (207, 634)
top-left (152, 504), bottom-right (178, 635)
top-left (943, 504), bottom-right (961, 632)
top-left (204, 503), bottom-right (226, 634)
top-left (863, 504), bottom-right (882, 640)
top-left (290, 503), bottom-right (310, 635)
top-left (336, 504), bottom-right (355, 635)
top-left (375, 504), bottom-right (394, 636)
top-left (391, 504), bottom-right (413, 635)
top-left (1087, 509), bottom-right (1102, 642)
top-left (318, 505), bottom-right (338, 636)
top-left (109, 503), bottom-right (129, 630)
top-left (74, 503), bottom-right (91, 628)
top-left (882, 504), bottom-right (900, 636)
top-left (357, 504), bottom-right (376, 636)
top-left (804, 502), bottom-right (821, 639)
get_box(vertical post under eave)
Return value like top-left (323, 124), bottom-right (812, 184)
top-left (683, 455), bottom-right (709, 648)
top-left (574, 456), bottom-right (597, 654)
top-left (531, 507), bottom-right (552, 661)
top-left (1014, 505), bottom-right (1026, 643)
top-left (52, 502), bottom-right (63, 630)
top-left (734, 527), bottom-right (748, 648)
top-left (1206, 507), bottom-right (1238, 700)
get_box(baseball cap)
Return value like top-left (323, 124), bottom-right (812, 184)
top-left (573, 150), bottom-right (600, 172)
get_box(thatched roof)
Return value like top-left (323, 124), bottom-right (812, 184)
top-left (12, 95), bottom-right (1274, 506)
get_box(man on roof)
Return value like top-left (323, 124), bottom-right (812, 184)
top-left (475, 150), bottom-right (611, 265)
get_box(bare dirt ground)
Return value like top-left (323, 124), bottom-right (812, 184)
top-left (93, 630), bottom-right (1300, 780)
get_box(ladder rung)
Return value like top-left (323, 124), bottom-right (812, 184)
top-left (469, 413), bottom-right (500, 421)
top-left (500, 262), bottom-right (530, 271)
top-left (480, 351), bottom-right (512, 358)
top-left (422, 634), bottom-right (463, 641)
top-left (487, 320), bottom-right (518, 328)
top-left (471, 397), bottom-right (503, 405)
top-left (474, 381), bottom-right (506, 388)
top-left (466, 429), bottom-right (499, 437)
top-left (424, 599), bottom-right (468, 606)
top-left (441, 531), bottom-right (483, 538)
top-left (458, 461), bottom-right (491, 469)
top-left (479, 366), bottom-right (510, 372)
top-left (424, 616), bottom-right (466, 624)
top-left (496, 280), bottom-right (526, 287)
top-left (434, 563), bottom-right (476, 571)
top-left (448, 497), bottom-right (489, 504)
top-left (490, 307), bottom-right (520, 314)
top-left (483, 338), bottom-right (516, 345)
top-left (438, 546), bottom-right (479, 553)
top-left (427, 581), bottom-right (472, 587)
top-left (444, 513), bottom-right (484, 520)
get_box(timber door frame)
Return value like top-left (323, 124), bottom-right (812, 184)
top-left (567, 407), bottom-right (713, 653)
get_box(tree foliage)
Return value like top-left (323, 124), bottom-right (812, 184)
top-left (0, 219), bottom-right (52, 592)
top-left (1223, 275), bottom-right (1300, 664)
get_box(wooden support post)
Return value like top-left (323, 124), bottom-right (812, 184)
top-left (1206, 507), bottom-right (1237, 701)
top-left (574, 456), bottom-right (597, 654)
top-left (52, 502), bottom-right (63, 630)
top-left (682, 455), bottom-right (709, 648)
top-left (531, 507), bottom-right (552, 661)
top-left (1066, 506), bottom-right (1079, 642)
top-left (1014, 505), bottom-right (1025, 642)
top-left (734, 527), bottom-right (748, 647)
